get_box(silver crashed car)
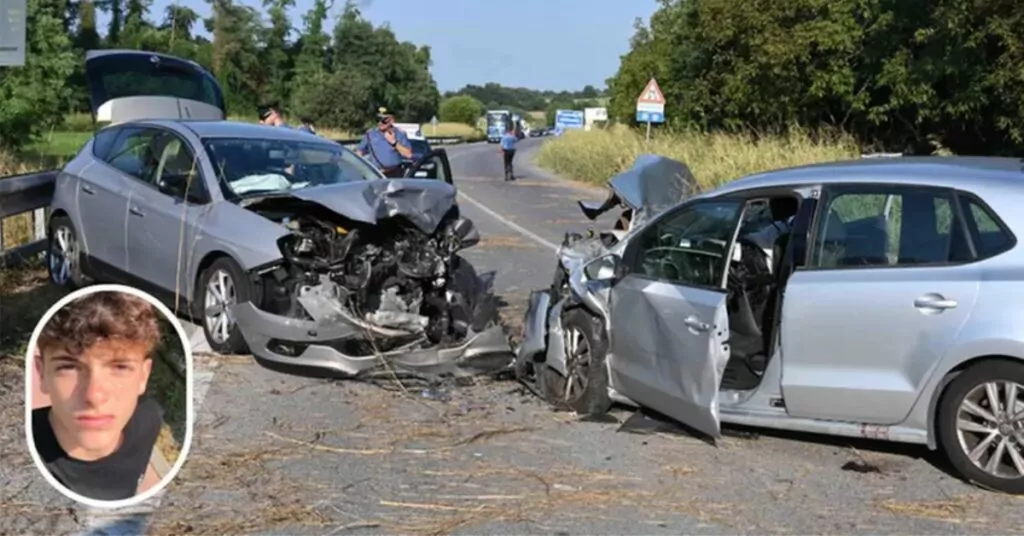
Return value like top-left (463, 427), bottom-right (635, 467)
top-left (46, 49), bottom-right (512, 378)
top-left (515, 154), bottom-right (1024, 494)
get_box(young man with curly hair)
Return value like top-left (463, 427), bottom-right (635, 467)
top-left (31, 290), bottom-right (165, 501)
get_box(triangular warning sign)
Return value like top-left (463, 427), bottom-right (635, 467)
top-left (637, 78), bottom-right (665, 104)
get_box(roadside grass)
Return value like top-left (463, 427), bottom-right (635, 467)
top-left (147, 316), bottom-right (188, 463)
top-left (535, 124), bottom-right (861, 190)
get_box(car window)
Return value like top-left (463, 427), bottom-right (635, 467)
top-left (630, 199), bottom-right (743, 288)
top-left (148, 131), bottom-right (207, 201)
top-left (91, 126), bottom-right (121, 161)
top-left (958, 195), bottom-right (1014, 259)
top-left (103, 127), bottom-right (160, 179)
top-left (203, 137), bottom-right (383, 199)
top-left (809, 186), bottom-right (973, 269)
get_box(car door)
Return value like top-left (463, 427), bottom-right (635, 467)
top-left (124, 128), bottom-right (212, 299)
top-left (75, 126), bottom-right (153, 275)
top-left (404, 149), bottom-right (452, 184)
top-left (780, 183), bottom-right (982, 425)
top-left (84, 49), bottom-right (226, 125)
top-left (607, 198), bottom-right (745, 439)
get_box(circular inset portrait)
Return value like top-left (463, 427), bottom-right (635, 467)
top-left (24, 284), bottom-right (193, 508)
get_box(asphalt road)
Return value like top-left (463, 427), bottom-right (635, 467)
top-left (3, 139), bottom-right (1024, 535)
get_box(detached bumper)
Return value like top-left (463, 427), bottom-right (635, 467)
top-left (232, 302), bottom-right (514, 378)
top-left (514, 290), bottom-right (568, 377)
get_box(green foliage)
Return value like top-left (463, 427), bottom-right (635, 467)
top-left (605, 0), bottom-right (1024, 155)
top-left (445, 83), bottom-right (608, 115)
top-left (438, 95), bottom-right (484, 126)
top-left (0, 0), bottom-right (77, 150)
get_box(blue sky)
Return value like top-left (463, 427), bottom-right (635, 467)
top-left (106, 0), bottom-right (660, 92)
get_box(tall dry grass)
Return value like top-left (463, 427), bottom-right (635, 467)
top-left (536, 124), bottom-right (861, 190)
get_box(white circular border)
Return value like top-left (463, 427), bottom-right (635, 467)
top-left (23, 283), bottom-right (195, 509)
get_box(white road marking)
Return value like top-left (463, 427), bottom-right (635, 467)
top-left (448, 145), bottom-right (561, 253)
top-left (456, 191), bottom-right (559, 253)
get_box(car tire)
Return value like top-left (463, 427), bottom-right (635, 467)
top-left (197, 256), bottom-right (252, 355)
top-left (539, 307), bottom-right (612, 417)
top-left (937, 359), bottom-right (1024, 495)
top-left (46, 215), bottom-right (87, 289)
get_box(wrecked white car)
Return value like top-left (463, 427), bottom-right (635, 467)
top-left (515, 153), bottom-right (1024, 494)
top-left (46, 49), bottom-right (512, 379)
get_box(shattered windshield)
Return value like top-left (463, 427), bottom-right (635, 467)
top-left (203, 138), bottom-right (382, 198)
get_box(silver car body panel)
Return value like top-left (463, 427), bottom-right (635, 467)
top-left (521, 154), bottom-right (1024, 448)
top-left (231, 302), bottom-right (512, 378)
top-left (242, 177), bottom-right (458, 236)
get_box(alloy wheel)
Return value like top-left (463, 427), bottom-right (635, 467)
top-left (562, 325), bottom-right (592, 402)
top-left (955, 380), bottom-right (1024, 480)
top-left (204, 268), bottom-right (237, 344)
top-left (48, 225), bottom-right (75, 286)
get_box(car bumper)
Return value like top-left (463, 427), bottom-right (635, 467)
top-left (514, 289), bottom-right (568, 377)
top-left (232, 302), bottom-right (514, 378)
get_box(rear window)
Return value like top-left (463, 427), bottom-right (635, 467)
top-left (957, 194), bottom-right (1015, 259)
top-left (87, 53), bottom-right (225, 112)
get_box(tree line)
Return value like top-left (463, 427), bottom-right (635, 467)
top-left (0, 0), bottom-right (606, 150)
top-left (605, 0), bottom-right (1024, 155)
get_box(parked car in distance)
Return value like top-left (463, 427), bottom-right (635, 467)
top-left (516, 154), bottom-right (1024, 494)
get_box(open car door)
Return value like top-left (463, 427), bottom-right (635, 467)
top-left (403, 148), bottom-right (453, 184)
top-left (604, 198), bottom-right (743, 440)
top-left (85, 49), bottom-right (226, 125)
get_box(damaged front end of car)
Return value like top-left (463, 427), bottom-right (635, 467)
top-left (231, 180), bottom-right (513, 379)
top-left (514, 154), bottom-right (697, 403)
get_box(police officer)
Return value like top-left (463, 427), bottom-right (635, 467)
top-left (356, 107), bottom-right (413, 177)
top-left (499, 126), bottom-right (518, 181)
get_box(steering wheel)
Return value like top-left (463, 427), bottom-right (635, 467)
top-left (641, 245), bottom-right (723, 285)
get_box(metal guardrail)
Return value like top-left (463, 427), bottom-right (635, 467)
top-left (0, 170), bottom-right (57, 268)
top-left (0, 136), bottom-right (474, 268)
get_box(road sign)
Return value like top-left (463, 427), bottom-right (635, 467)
top-left (635, 78), bottom-right (665, 124)
top-left (555, 109), bottom-right (584, 130)
top-left (430, 115), bottom-right (439, 126)
top-left (0, 0), bottom-right (26, 67)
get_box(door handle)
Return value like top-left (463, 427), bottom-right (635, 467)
top-left (914, 294), bottom-right (958, 310)
top-left (683, 315), bottom-right (712, 332)
top-left (129, 205), bottom-right (145, 217)
top-left (81, 184), bottom-right (95, 195)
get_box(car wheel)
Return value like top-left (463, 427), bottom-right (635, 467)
top-left (46, 215), bottom-right (86, 289)
top-left (197, 256), bottom-right (251, 355)
top-left (539, 308), bottom-right (612, 417)
top-left (937, 359), bottom-right (1024, 494)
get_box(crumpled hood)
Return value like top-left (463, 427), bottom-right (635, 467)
top-left (283, 179), bottom-right (457, 234)
top-left (608, 154), bottom-right (694, 217)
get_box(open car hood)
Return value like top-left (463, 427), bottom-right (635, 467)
top-left (243, 178), bottom-right (458, 235)
top-left (85, 49), bottom-right (226, 124)
top-left (579, 154), bottom-right (695, 221)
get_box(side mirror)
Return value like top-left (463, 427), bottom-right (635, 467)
top-left (158, 175), bottom-right (205, 204)
top-left (451, 217), bottom-right (480, 249)
top-left (583, 253), bottom-right (625, 282)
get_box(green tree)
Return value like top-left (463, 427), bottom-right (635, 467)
top-left (438, 95), bottom-right (483, 125)
top-left (0, 0), bottom-right (77, 149)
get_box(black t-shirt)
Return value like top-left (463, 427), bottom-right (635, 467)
top-left (32, 396), bottom-right (164, 501)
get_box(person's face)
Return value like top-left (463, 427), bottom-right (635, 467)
top-left (378, 116), bottom-right (393, 131)
top-left (36, 338), bottom-right (153, 460)
top-left (260, 110), bottom-right (281, 126)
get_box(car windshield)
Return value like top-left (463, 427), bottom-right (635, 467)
top-left (203, 137), bottom-right (381, 198)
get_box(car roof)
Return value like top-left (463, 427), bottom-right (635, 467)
top-left (703, 156), bottom-right (1024, 199)
top-left (151, 119), bottom-right (338, 144)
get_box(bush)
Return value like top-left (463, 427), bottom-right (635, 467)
top-left (438, 95), bottom-right (484, 126)
top-left (535, 124), bottom-right (860, 190)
